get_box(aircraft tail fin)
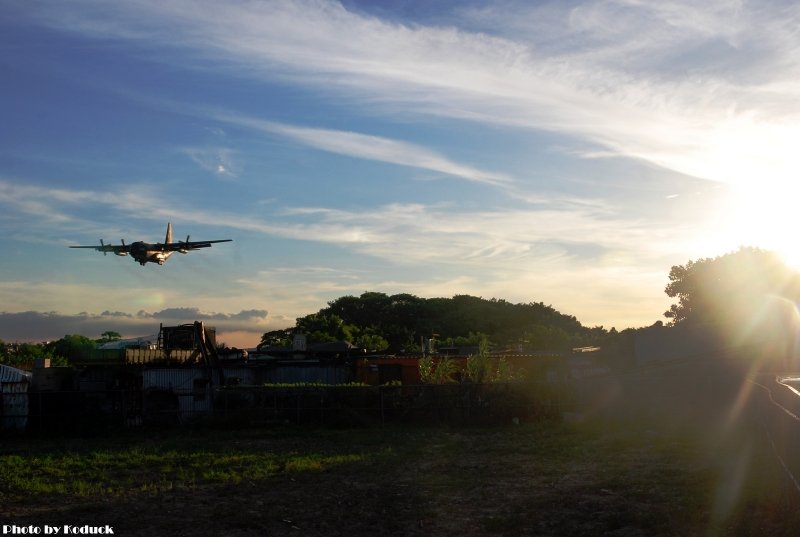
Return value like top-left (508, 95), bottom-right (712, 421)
top-left (165, 222), bottom-right (173, 244)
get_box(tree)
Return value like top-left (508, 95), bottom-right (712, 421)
top-left (46, 334), bottom-right (97, 363)
top-left (354, 332), bottom-right (389, 352)
top-left (261, 292), bottom-right (604, 355)
top-left (296, 313), bottom-right (355, 343)
top-left (521, 325), bottom-right (571, 352)
top-left (258, 328), bottom-right (294, 349)
top-left (2, 342), bottom-right (44, 368)
top-left (98, 331), bottom-right (122, 343)
top-left (664, 247), bottom-right (800, 326)
top-left (441, 331), bottom-right (490, 349)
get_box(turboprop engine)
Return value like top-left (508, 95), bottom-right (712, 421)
top-left (115, 239), bottom-right (128, 256)
top-left (178, 234), bottom-right (190, 254)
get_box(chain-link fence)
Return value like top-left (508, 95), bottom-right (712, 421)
top-left (3, 381), bottom-right (569, 434)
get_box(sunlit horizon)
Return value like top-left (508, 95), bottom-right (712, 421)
top-left (3, 1), bottom-right (800, 347)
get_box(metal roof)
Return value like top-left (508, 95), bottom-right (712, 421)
top-left (0, 364), bottom-right (31, 383)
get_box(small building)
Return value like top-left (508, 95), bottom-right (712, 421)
top-left (0, 364), bottom-right (31, 431)
top-left (142, 368), bottom-right (213, 423)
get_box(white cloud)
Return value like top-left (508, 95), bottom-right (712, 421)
top-left (2, 178), bottom-right (706, 268)
top-left (33, 0), bottom-right (800, 188)
top-left (212, 114), bottom-right (512, 186)
top-left (0, 179), bottom-right (157, 227)
top-left (182, 146), bottom-right (238, 179)
top-left (11, 0), bottom-right (795, 337)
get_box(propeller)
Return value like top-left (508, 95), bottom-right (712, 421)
top-left (114, 238), bottom-right (129, 257)
top-left (100, 239), bottom-right (107, 256)
top-left (179, 235), bottom-right (190, 253)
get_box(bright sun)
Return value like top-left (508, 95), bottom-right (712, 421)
top-left (719, 181), bottom-right (800, 270)
top-left (685, 117), bottom-right (800, 270)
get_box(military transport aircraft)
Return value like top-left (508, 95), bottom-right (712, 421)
top-left (69, 223), bottom-right (232, 266)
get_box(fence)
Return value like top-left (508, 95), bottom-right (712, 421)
top-left (3, 381), bottom-right (568, 434)
top-left (216, 382), bottom-right (565, 426)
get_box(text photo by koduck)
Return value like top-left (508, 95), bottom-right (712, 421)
top-left (2, 526), bottom-right (115, 535)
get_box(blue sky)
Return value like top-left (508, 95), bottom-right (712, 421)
top-left (2, 0), bottom-right (799, 347)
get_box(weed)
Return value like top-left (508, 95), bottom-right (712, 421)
top-left (2, 421), bottom-right (799, 536)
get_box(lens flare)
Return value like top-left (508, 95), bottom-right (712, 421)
top-left (715, 181), bottom-right (800, 270)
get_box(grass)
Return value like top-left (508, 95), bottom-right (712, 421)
top-left (3, 419), bottom-right (795, 536)
top-left (0, 439), bottom-right (368, 497)
top-left (4, 354), bottom-right (800, 537)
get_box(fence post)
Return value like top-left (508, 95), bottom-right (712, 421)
top-left (380, 386), bottom-right (385, 426)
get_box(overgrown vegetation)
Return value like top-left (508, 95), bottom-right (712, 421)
top-left (0, 332), bottom-right (121, 368)
top-left (259, 292), bottom-right (637, 357)
top-left (3, 420), bottom-right (796, 536)
top-left (418, 355), bottom-right (459, 384)
top-left (419, 339), bottom-right (527, 384)
top-left (0, 339), bottom-right (73, 368)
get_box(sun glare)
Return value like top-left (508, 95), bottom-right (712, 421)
top-left (679, 116), bottom-right (800, 269)
top-left (720, 181), bottom-right (800, 270)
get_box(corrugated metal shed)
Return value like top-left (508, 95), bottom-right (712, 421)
top-left (141, 368), bottom-right (212, 422)
top-left (1, 365), bottom-right (31, 431)
top-left (221, 366), bottom-right (259, 386)
top-left (0, 364), bottom-right (29, 383)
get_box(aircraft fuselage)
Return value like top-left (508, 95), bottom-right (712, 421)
top-left (130, 242), bottom-right (174, 265)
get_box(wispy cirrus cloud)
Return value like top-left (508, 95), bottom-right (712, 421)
top-left (3, 177), bottom-right (707, 269)
top-left (0, 179), bottom-right (160, 234)
top-left (182, 146), bottom-right (238, 179)
top-left (10, 0), bottom-right (796, 342)
top-left (30, 0), bottom-right (800, 187)
top-left (212, 114), bottom-right (513, 187)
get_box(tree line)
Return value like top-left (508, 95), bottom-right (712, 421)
top-left (261, 246), bottom-right (800, 361)
top-left (3, 246), bottom-right (795, 368)
top-left (0, 332), bottom-right (121, 368)
top-left (259, 291), bottom-right (629, 355)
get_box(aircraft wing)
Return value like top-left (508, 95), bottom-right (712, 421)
top-left (69, 242), bottom-right (131, 254)
top-left (164, 239), bottom-right (233, 252)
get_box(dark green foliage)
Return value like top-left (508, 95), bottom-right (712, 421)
top-left (1, 342), bottom-right (44, 368)
top-left (98, 331), bottom-right (122, 344)
top-left (296, 312), bottom-right (354, 343)
top-left (45, 334), bottom-right (97, 363)
top-left (277, 292), bottom-right (612, 352)
top-left (0, 340), bottom-right (72, 368)
top-left (596, 327), bottom-right (638, 370)
top-left (258, 328), bottom-right (294, 349)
